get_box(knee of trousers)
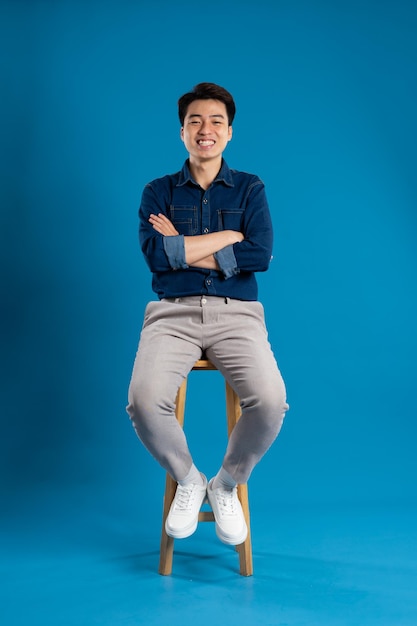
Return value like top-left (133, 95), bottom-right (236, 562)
top-left (126, 379), bottom-right (176, 429)
top-left (241, 384), bottom-right (289, 425)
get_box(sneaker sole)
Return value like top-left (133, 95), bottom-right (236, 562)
top-left (215, 522), bottom-right (248, 546)
top-left (165, 518), bottom-right (198, 539)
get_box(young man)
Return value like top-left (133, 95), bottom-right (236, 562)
top-left (127, 83), bottom-right (289, 546)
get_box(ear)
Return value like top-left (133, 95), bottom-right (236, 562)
top-left (228, 125), bottom-right (233, 141)
top-left (180, 127), bottom-right (184, 142)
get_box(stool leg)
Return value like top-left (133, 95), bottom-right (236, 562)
top-left (225, 382), bottom-right (254, 576)
top-left (158, 378), bottom-right (187, 576)
top-left (159, 473), bottom-right (177, 575)
top-left (236, 483), bottom-right (253, 576)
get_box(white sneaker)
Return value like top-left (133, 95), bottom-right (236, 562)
top-left (207, 478), bottom-right (248, 545)
top-left (165, 474), bottom-right (207, 539)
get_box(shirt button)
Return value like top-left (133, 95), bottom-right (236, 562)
top-left (201, 298), bottom-right (207, 304)
top-left (206, 279), bottom-right (212, 286)
top-left (203, 227), bottom-right (209, 234)
top-left (203, 198), bottom-right (208, 204)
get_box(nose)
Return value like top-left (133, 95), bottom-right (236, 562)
top-left (198, 119), bottom-right (210, 134)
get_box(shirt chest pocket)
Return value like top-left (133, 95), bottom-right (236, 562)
top-left (169, 205), bottom-right (198, 235)
top-left (217, 208), bottom-right (244, 231)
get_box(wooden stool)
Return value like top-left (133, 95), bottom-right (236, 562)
top-left (159, 358), bottom-right (253, 576)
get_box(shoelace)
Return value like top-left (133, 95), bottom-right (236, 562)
top-left (173, 484), bottom-right (197, 511)
top-left (214, 488), bottom-right (238, 517)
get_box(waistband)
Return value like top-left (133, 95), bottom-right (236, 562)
top-left (162, 295), bottom-right (234, 306)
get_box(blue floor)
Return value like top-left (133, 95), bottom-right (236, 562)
top-left (1, 487), bottom-right (416, 626)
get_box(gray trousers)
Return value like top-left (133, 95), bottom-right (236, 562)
top-left (126, 296), bottom-right (289, 484)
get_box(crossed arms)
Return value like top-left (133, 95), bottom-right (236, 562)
top-left (149, 213), bottom-right (244, 270)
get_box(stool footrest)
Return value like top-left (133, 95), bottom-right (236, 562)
top-left (198, 511), bottom-right (215, 522)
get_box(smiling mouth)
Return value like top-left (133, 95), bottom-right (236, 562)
top-left (197, 140), bottom-right (215, 146)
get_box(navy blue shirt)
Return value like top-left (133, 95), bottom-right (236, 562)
top-left (139, 159), bottom-right (273, 301)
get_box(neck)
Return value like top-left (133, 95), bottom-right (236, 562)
top-left (188, 157), bottom-right (222, 190)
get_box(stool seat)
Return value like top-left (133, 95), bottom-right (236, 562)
top-left (159, 358), bottom-right (253, 576)
top-left (192, 358), bottom-right (217, 369)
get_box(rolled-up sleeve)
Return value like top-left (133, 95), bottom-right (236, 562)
top-left (214, 245), bottom-right (239, 279)
top-left (163, 235), bottom-right (189, 270)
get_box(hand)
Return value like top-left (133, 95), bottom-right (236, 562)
top-left (149, 213), bottom-right (179, 236)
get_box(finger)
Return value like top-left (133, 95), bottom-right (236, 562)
top-left (156, 213), bottom-right (174, 226)
top-left (148, 213), bottom-right (179, 235)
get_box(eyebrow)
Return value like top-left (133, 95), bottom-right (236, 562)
top-left (188, 113), bottom-right (226, 119)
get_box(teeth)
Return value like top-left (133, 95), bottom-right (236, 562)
top-left (198, 140), bottom-right (214, 146)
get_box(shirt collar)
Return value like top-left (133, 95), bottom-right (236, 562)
top-left (176, 159), bottom-right (234, 188)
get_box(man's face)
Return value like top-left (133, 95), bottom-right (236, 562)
top-left (181, 99), bottom-right (232, 162)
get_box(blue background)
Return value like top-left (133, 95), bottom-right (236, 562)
top-left (1, 1), bottom-right (416, 624)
